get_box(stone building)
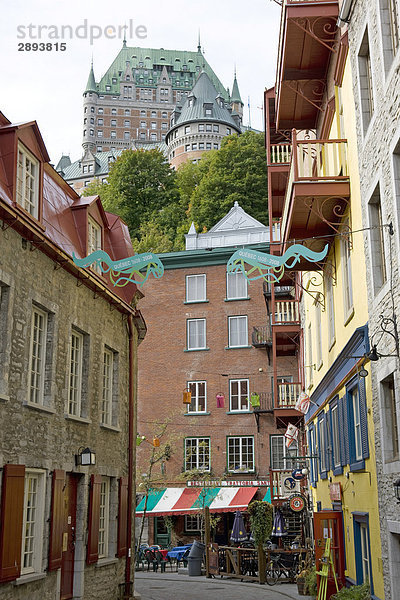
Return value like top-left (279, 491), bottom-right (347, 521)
top-left (57, 41), bottom-right (244, 192)
top-left (341, 0), bottom-right (400, 597)
top-left (166, 71), bottom-right (242, 169)
top-left (135, 202), bottom-right (302, 547)
top-left (0, 111), bottom-right (145, 599)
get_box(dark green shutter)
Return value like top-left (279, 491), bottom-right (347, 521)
top-left (358, 379), bottom-right (369, 459)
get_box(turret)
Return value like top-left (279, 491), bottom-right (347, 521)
top-left (230, 69), bottom-right (243, 124)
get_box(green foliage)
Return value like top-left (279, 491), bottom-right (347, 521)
top-left (131, 222), bottom-right (174, 254)
top-left (247, 500), bottom-right (273, 545)
top-left (82, 177), bottom-right (110, 200)
top-left (305, 566), bottom-right (318, 596)
top-left (163, 515), bottom-right (176, 532)
top-left (332, 583), bottom-right (370, 600)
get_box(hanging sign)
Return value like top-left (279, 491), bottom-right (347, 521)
top-left (72, 250), bottom-right (164, 287)
top-left (292, 468), bottom-right (306, 481)
top-left (329, 482), bottom-right (342, 502)
top-left (227, 243), bottom-right (329, 284)
top-left (289, 494), bottom-right (306, 513)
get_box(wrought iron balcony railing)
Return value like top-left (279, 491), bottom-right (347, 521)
top-left (252, 325), bottom-right (272, 347)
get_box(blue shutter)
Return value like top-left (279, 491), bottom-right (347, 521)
top-left (341, 395), bottom-right (350, 466)
top-left (359, 378), bottom-right (369, 459)
top-left (318, 414), bottom-right (328, 479)
top-left (326, 410), bottom-right (334, 471)
top-left (308, 426), bottom-right (315, 485)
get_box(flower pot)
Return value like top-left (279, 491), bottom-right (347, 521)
top-left (297, 577), bottom-right (308, 596)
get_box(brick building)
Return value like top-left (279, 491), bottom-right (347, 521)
top-left (136, 202), bottom-right (301, 546)
top-left (0, 111), bottom-right (145, 599)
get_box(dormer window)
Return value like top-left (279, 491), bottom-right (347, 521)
top-left (16, 142), bottom-right (40, 219)
top-left (88, 216), bottom-right (102, 273)
top-left (112, 77), bottom-right (117, 84)
top-left (126, 75), bottom-right (130, 81)
top-left (106, 85), bottom-right (111, 91)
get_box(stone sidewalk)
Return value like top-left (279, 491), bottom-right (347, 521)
top-left (134, 570), bottom-right (314, 600)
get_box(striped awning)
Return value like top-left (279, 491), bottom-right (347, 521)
top-left (136, 487), bottom-right (259, 516)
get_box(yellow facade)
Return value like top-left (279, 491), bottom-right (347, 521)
top-left (303, 56), bottom-right (384, 598)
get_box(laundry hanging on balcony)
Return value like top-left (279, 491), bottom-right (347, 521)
top-left (250, 393), bottom-right (260, 408)
top-left (284, 423), bottom-right (299, 448)
top-left (216, 393), bottom-right (225, 408)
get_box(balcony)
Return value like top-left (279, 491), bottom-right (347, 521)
top-left (270, 143), bottom-right (291, 165)
top-left (276, 0), bottom-right (339, 130)
top-left (263, 282), bottom-right (295, 298)
top-left (252, 325), bottom-right (272, 348)
top-left (253, 392), bottom-right (273, 431)
top-left (281, 132), bottom-right (350, 263)
top-left (276, 382), bottom-right (302, 409)
top-left (273, 300), bottom-right (300, 325)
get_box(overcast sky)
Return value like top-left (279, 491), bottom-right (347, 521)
top-left (0, 0), bottom-right (281, 164)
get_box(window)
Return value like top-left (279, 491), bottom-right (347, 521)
top-left (124, 120), bottom-right (130, 127)
top-left (124, 132), bottom-right (130, 140)
top-left (111, 108), bottom-right (117, 115)
top-left (186, 274), bottom-right (206, 302)
top-left (151, 122), bottom-right (156, 129)
top-left (91, 107), bottom-right (95, 113)
top-left (306, 323), bottom-right (313, 390)
top-left (187, 381), bottom-right (206, 413)
top-left (98, 108), bottom-right (103, 114)
top-left (185, 438), bottom-right (210, 471)
top-left (331, 404), bottom-right (341, 468)
top-left (187, 319), bottom-right (206, 350)
top-left (106, 85), bottom-right (111, 91)
top-left (199, 142), bottom-right (204, 150)
top-left (228, 437), bottom-right (254, 472)
top-left (206, 124), bottom-right (212, 132)
top-left (228, 316), bottom-right (248, 348)
top-left (213, 125), bottom-right (219, 132)
top-left (353, 515), bottom-right (373, 590)
top-left (213, 143), bottom-right (219, 150)
top-left (151, 111), bottom-right (157, 117)
top-left (369, 184), bottom-right (387, 293)
top-left (325, 273), bottom-right (335, 347)
top-left (89, 129), bottom-right (94, 136)
top-left (162, 111), bottom-right (167, 118)
top-left (308, 426), bottom-right (319, 483)
top-left (185, 144), bottom-right (190, 152)
top-left (192, 143), bottom-right (197, 151)
top-left (205, 108), bottom-right (212, 116)
top-left (151, 133), bottom-right (157, 141)
top-left (206, 142), bottom-right (211, 150)
top-left (198, 124), bottom-right (204, 132)
top-left (140, 110), bottom-right (146, 117)
top-left (28, 306), bottom-right (48, 405)
top-left (111, 119), bottom-right (117, 126)
top-left (88, 216), bottom-right (102, 273)
top-left (319, 415), bottom-right (327, 473)
top-left (315, 298), bottom-right (322, 368)
top-left (227, 127), bottom-right (231, 135)
top-left (124, 109), bottom-right (130, 116)
top-left (380, 0), bottom-right (399, 73)
top-left (341, 222), bottom-right (353, 319)
top-left (98, 477), bottom-right (110, 558)
top-left (358, 29), bottom-right (374, 134)
top-left (68, 330), bottom-right (84, 417)
top-left (185, 515), bottom-right (202, 532)
top-left (110, 131), bottom-right (116, 139)
top-left (140, 121), bottom-right (146, 128)
top-left (229, 379), bottom-right (249, 411)
top-left (226, 271), bottom-right (248, 299)
top-left (101, 349), bottom-right (113, 426)
top-left (16, 143), bottom-right (40, 219)
top-left (21, 470), bottom-right (46, 575)
top-left (349, 385), bottom-right (362, 461)
top-left (98, 118), bottom-right (103, 126)
top-left (381, 374), bottom-right (399, 461)
top-left (162, 122), bottom-right (167, 129)
top-left (98, 130), bottom-right (103, 138)
top-left (270, 435), bottom-right (298, 470)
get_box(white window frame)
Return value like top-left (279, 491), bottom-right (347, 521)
top-left (187, 381), bottom-right (207, 413)
top-left (16, 142), bottom-right (40, 219)
top-left (21, 469), bottom-right (46, 575)
top-left (187, 318), bottom-right (206, 350)
top-left (229, 379), bottom-right (249, 412)
top-left (88, 216), bottom-right (102, 274)
top-left (226, 271), bottom-right (248, 300)
top-left (186, 275), bottom-right (207, 303)
top-left (306, 323), bottom-right (313, 391)
top-left (319, 417), bottom-right (327, 472)
top-left (228, 436), bottom-right (254, 472)
top-left (360, 523), bottom-right (371, 585)
top-left (68, 330), bottom-right (83, 417)
top-left (185, 514), bottom-right (202, 532)
top-left (228, 316), bottom-right (248, 348)
top-left (185, 437), bottom-right (210, 471)
top-left (28, 306), bottom-right (48, 405)
top-left (270, 435), bottom-right (298, 470)
top-left (98, 477), bottom-right (110, 558)
top-left (101, 348), bottom-right (113, 425)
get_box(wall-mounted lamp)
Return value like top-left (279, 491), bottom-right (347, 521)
top-left (358, 367), bottom-right (369, 378)
top-left (394, 479), bottom-right (400, 504)
top-left (75, 447), bottom-right (96, 466)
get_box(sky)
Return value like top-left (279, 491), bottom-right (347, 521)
top-left (0, 0), bottom-right (282, 164)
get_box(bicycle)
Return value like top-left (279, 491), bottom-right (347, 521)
top-left (265, 550), bottom-right (300, 585)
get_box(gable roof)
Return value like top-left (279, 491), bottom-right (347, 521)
top-left (209, 201), bottom-right (266, 232)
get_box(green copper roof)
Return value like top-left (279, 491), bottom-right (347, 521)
top-left (90, 45), bottom-right (229, 100)
top-left (157, 243), bottom-right (269, 270)
top-left (231, 74), bottom-right (243, 104)
top-left (171, 71), bottom-right (240, 131)
top-left (85, 63), bottom-right (97, 93)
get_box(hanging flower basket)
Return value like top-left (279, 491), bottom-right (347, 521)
top-left (250, 393), bottom-right (260, 407)
top-left (183, 388), bottom-right (192, 404)
top-left (216, 393), bottom-right (225, 408)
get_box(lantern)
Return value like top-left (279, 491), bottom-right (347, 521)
top-left (216, 393), bottom-right (225, 408)
top-left (183, 387), bottom-right (192, 404)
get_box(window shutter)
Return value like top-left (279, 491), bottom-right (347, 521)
top-left (307, 428), bottom-right (315, 484)
top-left (326, 410), bottom-right (333, 471)
top-left (359, 379), bottom-right (369, 459)
top-left (117, 477), bottom-right (128, 558)
top-left (341, 395), bottom-right (350, 465)
top-left (0, 464), bottom-right (25, 582)
top-left (48, 469), bottom-right (66, 571)
top-left (87, 474), bottom-right (102, 565)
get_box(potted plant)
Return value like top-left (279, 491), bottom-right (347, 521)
top-left (331, 582), bottom-right (370, 599)
top-left (297, 564), bottom-right (317, 596)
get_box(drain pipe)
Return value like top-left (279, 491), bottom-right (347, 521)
top-left (126, 313), bottom-right (137, 598)
top-left (337, 0), bottom-right (355, 26)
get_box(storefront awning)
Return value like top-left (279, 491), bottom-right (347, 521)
top-left (136, 486), bottom-right (259, 516)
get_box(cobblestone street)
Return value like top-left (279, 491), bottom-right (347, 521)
top-left (134, 571), bottom-right (312, 600)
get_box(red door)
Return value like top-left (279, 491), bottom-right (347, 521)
top-left (313, 511), bottom-right (345, 599)
top-left (60, 474), bottom-right (78, 600)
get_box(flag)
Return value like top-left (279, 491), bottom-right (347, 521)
top-left (284, 423), bottom-right (299, 448)
top-left (295, 391), bottom-right (310, 414)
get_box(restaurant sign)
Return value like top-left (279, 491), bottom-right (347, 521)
top-left (187, 480), bottom-right (269, 487)
top-left (227, 243), bottom-right (329, 284)
top-left (329, 482), bottom-right (342, 502)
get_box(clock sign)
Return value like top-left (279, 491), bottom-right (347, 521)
top-left (289, 494), bottom-right (306, 513)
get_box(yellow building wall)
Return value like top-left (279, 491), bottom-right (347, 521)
top-left (302, 56), bottom-right (384, 598)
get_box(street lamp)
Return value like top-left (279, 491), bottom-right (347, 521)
top-left (75, 447), bottom-right (96, 466)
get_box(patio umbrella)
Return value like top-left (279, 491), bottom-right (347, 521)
top-left (230, 510), bottom-right (248, 543)
top-left (272, 508), bottom-right (287, 537)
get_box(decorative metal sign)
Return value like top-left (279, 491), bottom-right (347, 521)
top-left (187, 480), bottom-right (269, 487)
top-left (72, 250), bottom-right (164, 287)
top-left (292, 469), bottom-right (306, 481)
top-left (227, 244), bottom-right (329, 283)
top-left (289, 494), bottom-right (306, 513)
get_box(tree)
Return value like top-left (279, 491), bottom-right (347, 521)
top-left (188, 131), bottom-right (268, 232)
top-left (248, 500), bottom-right (273, 584)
